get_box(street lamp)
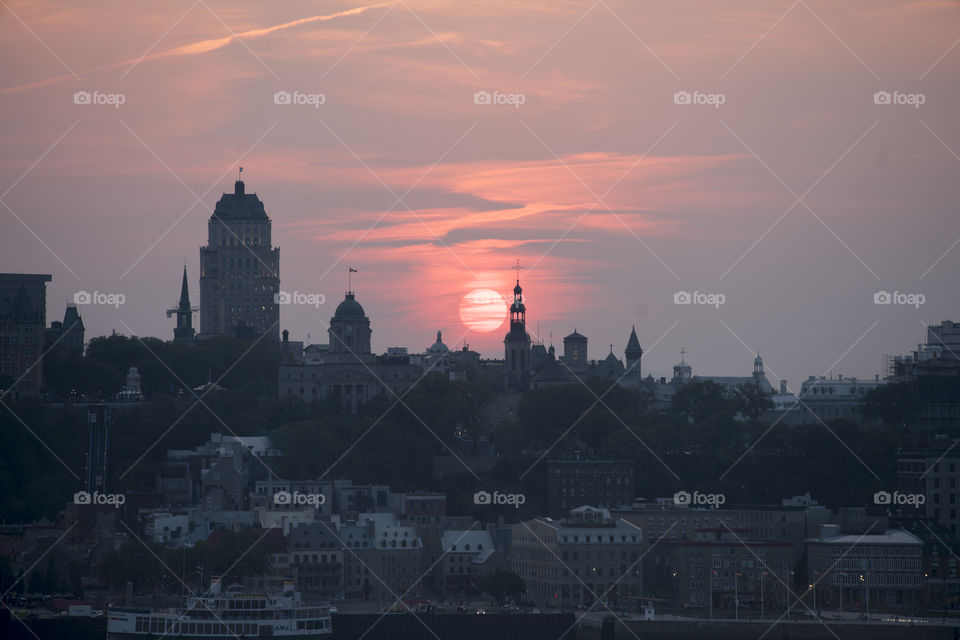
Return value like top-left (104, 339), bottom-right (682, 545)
top-left (836, 571), bottom-right (846, 623)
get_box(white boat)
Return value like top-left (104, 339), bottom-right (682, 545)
top-left (106, 578), bottom-right (332, 638)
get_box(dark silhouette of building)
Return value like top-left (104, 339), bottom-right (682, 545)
top-left (171, 266), bottom-right (196, 343)
top-left (329, 291), bottom-right (371, 356)
top-left (199, 180), bottom-right (280, 341)
top-left (0, 274), bottom-right (50, 398)
top-left (546, 453), bottom-right (635, 517)
top-left (562, 330), bottom-right (588, 374)
top-left (44, 304), bottom-right (85, 359)
top-left (503, 277), bottom-right (532, 388)
top-left (624, 326), bottom-right (643, 377)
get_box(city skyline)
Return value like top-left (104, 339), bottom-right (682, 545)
top-left (3, 0), bottom-right (959, 388)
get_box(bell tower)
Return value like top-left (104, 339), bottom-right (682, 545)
top-left (503, 260), bottom-right (532, 386)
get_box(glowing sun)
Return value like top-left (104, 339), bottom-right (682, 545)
top-left (459, 289), bottom-right (507, 333)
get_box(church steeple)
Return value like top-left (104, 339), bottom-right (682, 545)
top-left (173, 266), bottom-right (196, 342)
top-left (503, 260), bottom-right (532, 387)
top-left (625, 325), bottom-right (643, 376)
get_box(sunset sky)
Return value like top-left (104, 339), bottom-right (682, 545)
top-left (2, 0), bottom-right (959, 389)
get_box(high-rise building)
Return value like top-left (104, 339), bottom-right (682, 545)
top-left (0, 274), bottom-right (50, 397)
top-left (199, 180), bottom-right (280, 341)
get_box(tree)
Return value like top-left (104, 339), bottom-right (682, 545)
top-left (481, 569), bottom-right (526, 604)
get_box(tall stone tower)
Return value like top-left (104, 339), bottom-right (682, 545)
top-left (503, 277), bottom-right (532, 387)
top-left (199, 180), bottom-right (280, 341)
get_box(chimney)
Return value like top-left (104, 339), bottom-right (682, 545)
top-left (234, 180), bottom-right (245, 195)
top-left (780, 380), bottom-right (787, 394)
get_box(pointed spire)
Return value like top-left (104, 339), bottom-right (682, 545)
top-left (179, 265), bottom-right (191, 309)
top-left (625, 325), bottom-right (642, 355)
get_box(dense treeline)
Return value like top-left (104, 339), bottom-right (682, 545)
top-left (0, 335), bottom-right (913, 524)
